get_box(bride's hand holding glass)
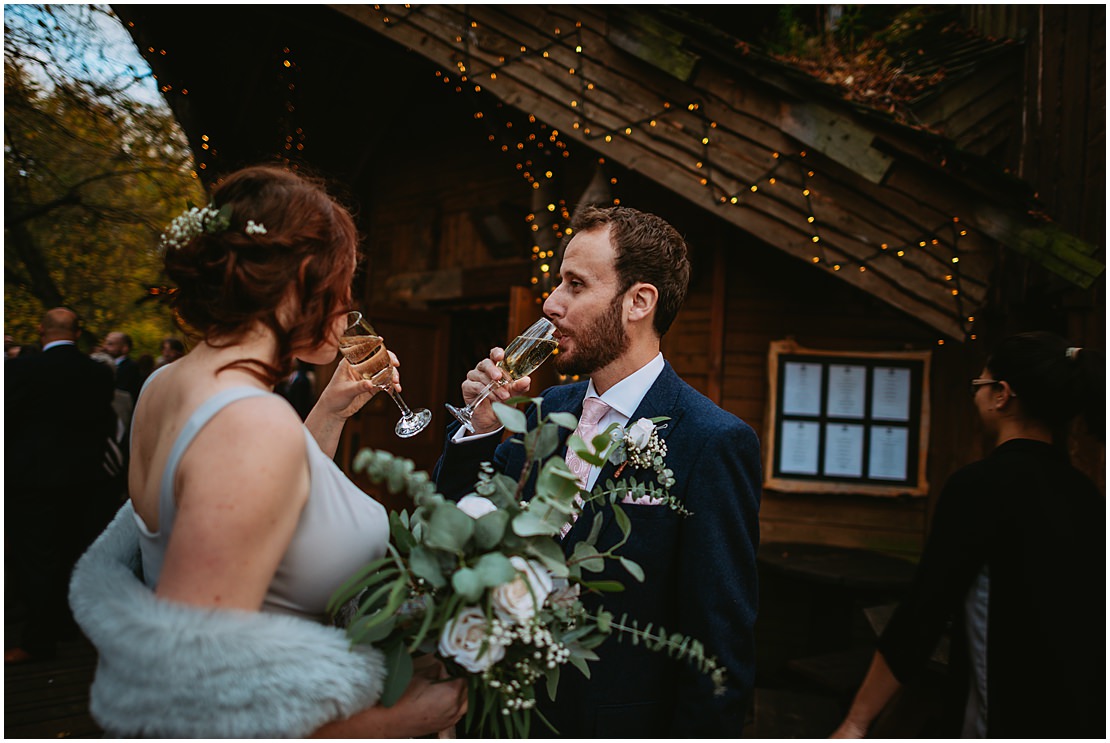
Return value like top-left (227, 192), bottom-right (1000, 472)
top-left (316, 355), bottom-right (400, 421)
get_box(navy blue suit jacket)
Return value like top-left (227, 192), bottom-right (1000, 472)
top-left (434, 362), bottom-right (761, 737)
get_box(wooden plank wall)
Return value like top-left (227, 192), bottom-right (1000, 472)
top-left (662, 232), bottom-right (984, 560)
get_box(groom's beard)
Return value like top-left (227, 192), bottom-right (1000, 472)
top-left (554, 292), bottom-right (630, 376)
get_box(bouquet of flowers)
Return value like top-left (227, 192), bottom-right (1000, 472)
top-left (328, 397), bottom-right (723, 737)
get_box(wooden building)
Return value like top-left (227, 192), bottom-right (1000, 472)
top-left (113, 5), bottom-right (1103, 564)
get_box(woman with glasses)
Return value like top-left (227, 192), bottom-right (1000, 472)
top-left (833, 332), bottom-right (1104, 738)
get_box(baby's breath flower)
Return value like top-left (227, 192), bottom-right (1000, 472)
top-left (159, 202), bottom-right (265, 252)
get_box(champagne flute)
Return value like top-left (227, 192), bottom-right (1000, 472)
top-left (339, 311), bottom-right (432, 438)
top-left (446, 317), bottom-right (558, 433)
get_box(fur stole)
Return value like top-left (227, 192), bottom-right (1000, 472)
top-left (68, 503), bottom-right (386, 738)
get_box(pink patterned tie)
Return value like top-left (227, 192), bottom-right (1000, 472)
top-left (561, 397), bottom-right (611, 539)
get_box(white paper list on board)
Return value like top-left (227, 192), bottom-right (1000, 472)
top-left (869, 425), bottom-right (909, 480)
top-left (827, 364), bottom-right (866, 418)
top-left (782, 362), bottom-right (823, 416)
top-left (824, 423), bottom-right (864, 477)
top-left (779, 420), bottom-right (821, 475)
top-left (872, 366), bottom-right (912, 421)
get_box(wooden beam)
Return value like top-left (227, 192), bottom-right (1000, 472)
top-left (607, 10), bottom-right (701, 82)
top-left (779, 102), bottom-right (895, 184)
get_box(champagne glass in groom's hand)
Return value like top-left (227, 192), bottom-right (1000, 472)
top-left (338, 311), bottom-right (432, 438)
top-left (445, 317), bottom-right (558, 433)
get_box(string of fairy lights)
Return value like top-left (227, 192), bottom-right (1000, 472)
top-left (377, 5), bottom-right (982, 342)
top-left (126, 7), bottom-right (982, 342)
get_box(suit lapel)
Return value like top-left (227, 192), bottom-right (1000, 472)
top-left (563, 363), bottom-right (685, 547)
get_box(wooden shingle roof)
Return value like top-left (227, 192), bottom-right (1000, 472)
top-left (332, 4), bottom-right (1101, 339)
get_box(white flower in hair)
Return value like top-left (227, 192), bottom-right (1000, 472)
top-left (159, 202), bottom-right (266, 251)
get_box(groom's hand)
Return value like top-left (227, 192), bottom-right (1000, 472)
top-left (461, 347), bottom-right (532, 434)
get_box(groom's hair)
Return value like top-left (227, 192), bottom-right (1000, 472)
top-left (567, 206), bottom-right (690, 336)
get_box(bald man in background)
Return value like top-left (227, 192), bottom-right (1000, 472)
top-left (5, 308), bottom-right (122, 663)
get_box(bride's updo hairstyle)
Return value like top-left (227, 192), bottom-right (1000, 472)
top-left (164, 165), bottom-right (357, 386)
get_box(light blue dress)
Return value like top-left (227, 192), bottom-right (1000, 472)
top-left (133, 385), bottom-right (388, 621)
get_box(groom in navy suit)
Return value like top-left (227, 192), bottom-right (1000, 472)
top-left (435, 206), bottom-right (761, 737)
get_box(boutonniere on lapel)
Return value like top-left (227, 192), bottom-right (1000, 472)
top-left (608, 417), bottom-right (672, 484)
top-left (591, 417), bottom-right (689, 514)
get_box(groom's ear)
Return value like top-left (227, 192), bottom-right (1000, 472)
top-left (626, 282), bottom-right (658, 324)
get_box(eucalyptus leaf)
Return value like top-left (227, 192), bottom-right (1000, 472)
top-left (523, 419), bottom-right (559, 459)
top-left (409, 545), bottom-right (446, 588)
top-left (526, 538), bottom-right (570, 577)
top-left (493, 401), bottom-right (528, 434)
top-left (451, 567), bottom-right (485, 602)
top-left (585, 512), bottom-right (604, 546)
top-left (546, 411), bottom-right (578, 430)
top-left (424, 502), bottom-right (475, 552)
top-left (488, 473), bottom-right (519, 508)
top-left (612, 503), bottom-right (631, 539)
top-left (619, 556), bottom-right (645, 583)
top-left (503, 395), bottom-right (539, 407)
top-left (572, 542), bottom-right (604, 573)
top-left (349, 612), bottom-right (397, 644)
top-left (512, 510), bottom-right (560, 537)
top-left (473, 509), bottom-right (509, 550)
top-left (473, 551), bottom-right (519, 587)
top-left (536, 458), bottom-right (581, 504)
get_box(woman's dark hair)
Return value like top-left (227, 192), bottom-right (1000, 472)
top-left (566, 206), bottom-right (691, 336)
top-left (163, 165), bottom-right (358, 386)
top-left (985, 331), bottom-right (1105, 440)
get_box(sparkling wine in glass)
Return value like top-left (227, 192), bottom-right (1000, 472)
top-left (339, 311), bottom-right (432, 438)
top-left (445, 317), bottom-right (558, 433)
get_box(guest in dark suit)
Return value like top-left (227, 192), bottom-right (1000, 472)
top-left (103, 330), bottom-right (142, 404)
top-left (5, 307), bottom-right (121, 663)
top-left (434, 206), bottom-right (761, 737)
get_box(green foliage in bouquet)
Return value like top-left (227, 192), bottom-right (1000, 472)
top-left (328, 397), bottom-right (724, 738)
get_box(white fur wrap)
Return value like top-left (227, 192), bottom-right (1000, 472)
top-left (68, 503), bottom-right (386, 738)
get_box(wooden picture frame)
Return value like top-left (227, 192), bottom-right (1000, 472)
top-left (763, 339), bottom-right (931, 497)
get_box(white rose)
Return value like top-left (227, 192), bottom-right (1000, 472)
top-left (627, 418), bottom-right (655, 449)
top-left (456, 494), bottom-right (498, 519)
top-left (437, 606), bottom-right (505, 673)
top-left (491, 556), bottom-right (553, 624)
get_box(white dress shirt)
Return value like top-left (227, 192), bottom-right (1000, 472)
top-left (576, 353), bottom-right (665, 490)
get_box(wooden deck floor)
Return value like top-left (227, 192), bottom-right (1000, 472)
top-left (4, 621), bottom-right (102, 739)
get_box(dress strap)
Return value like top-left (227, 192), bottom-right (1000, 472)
top-left (158, 387), bottom-right (271, 537)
